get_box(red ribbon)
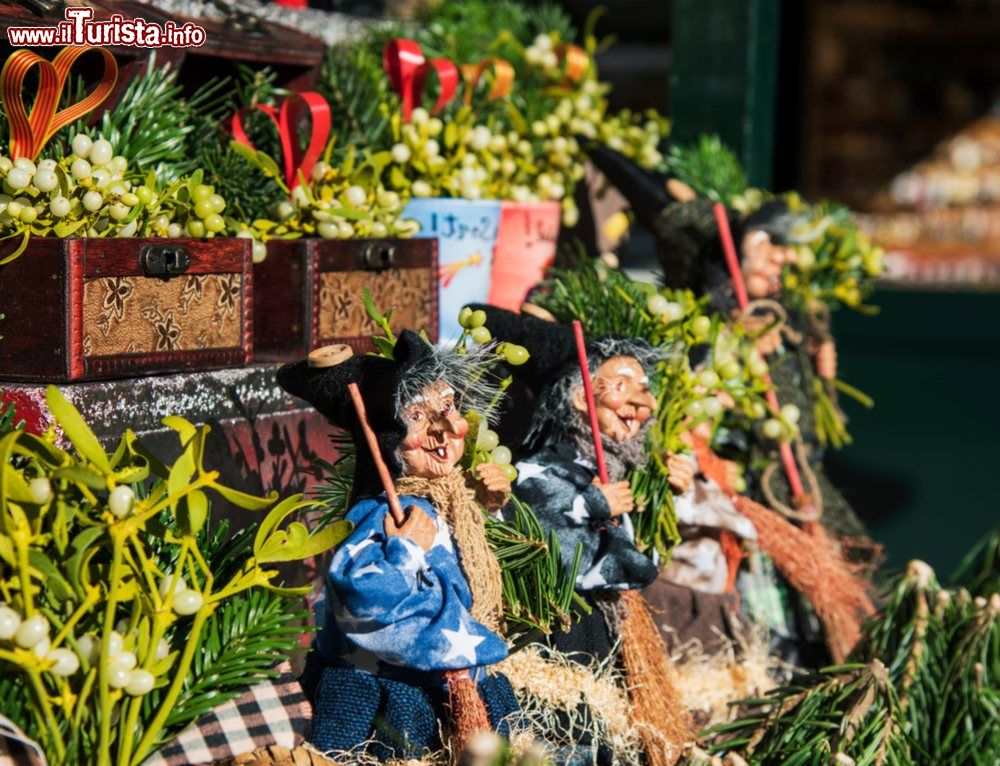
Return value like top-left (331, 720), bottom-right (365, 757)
top-left (231, 91), bottom-right (331, 189)
top-left (1, 46), bottom-right (118, 161)
top-left (383, 39), bottom-right (459, 122)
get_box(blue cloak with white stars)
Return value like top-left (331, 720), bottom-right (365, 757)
top-left (304, 493), bottom-right (516, 759)
top-left (317, 493), bottom-right (509, 673)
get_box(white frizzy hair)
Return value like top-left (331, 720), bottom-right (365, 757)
top-left (393, 341), bottom-right (503, 423)
top-left (524, 336), bottom-right (668, 451)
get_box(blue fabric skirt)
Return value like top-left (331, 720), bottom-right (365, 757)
top-left (301, 650), bottom-right (519, 761)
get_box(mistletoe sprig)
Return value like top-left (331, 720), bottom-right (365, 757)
top-left (318, 2), bottom-right (668, 226)
top-left (0, 388), bottom-right (350, 766)
top-left (230, 140), bottom-right (416, 248)
top-left (0, 136), bottom-right (229, 264)
top-left (532, 257), bottom-right (772, 555)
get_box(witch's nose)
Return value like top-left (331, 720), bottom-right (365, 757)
top-left (632, 389), bottom-right (657, 412)
top-left (433, 410), bottom-right (468, 437)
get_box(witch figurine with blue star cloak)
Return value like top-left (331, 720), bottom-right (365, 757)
top-left (278, 330), bottom-right (522, 761)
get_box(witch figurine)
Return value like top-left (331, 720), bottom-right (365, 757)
top-left (587, 143), bottom-right (865, 543)
top-left (471, 304), bottom-right (691, 766)
top-left (278, 331), bottom-right (519, 761)
top-left (587, 144), bottom-right (875, 666)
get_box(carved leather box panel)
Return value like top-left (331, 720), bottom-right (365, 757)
top-left (253, 238), bottom-right (438, 360)
top-left (0, 238), bottom-right (253, 382)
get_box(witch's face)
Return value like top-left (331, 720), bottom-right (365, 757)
top-left (742, 229), bottom-right (796, 299)
top-left (573, 356), bottom-right (657, 443)
top-left (398, 380), bottom-right (470, 478)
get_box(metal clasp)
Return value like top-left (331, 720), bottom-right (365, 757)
top-left (140, 245), bottom-right (191, 277)
top-left (361, 241), bottom-right (396, 271)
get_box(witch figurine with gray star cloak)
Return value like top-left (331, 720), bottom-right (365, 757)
top-left (470, 304), bottom-right (692, 766)
top-left (278, 331), bottom-right (520, 761)
top-left (471, 306), bottom-right (659, 643)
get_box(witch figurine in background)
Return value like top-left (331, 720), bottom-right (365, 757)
top-left (472, 304), bottom-right (691, 766)
top-left (277, 331), bottom-right (519, 761)
top-left (587, 143), bottom-right (866, 546)
top-left (588, 144), bottom-right (876, 667)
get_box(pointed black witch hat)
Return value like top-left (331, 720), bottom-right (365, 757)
top-left (587, 143), bottom-right (731, 292)
top-left (277, 330), bottom-right (436, 497)
top-left (466, 304), bottom-right (661, 451)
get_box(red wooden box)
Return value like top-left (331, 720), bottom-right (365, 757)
top-left (253, 238), bottom-right (438, 361)
top-left (0, 238), bottom-right (252, 382)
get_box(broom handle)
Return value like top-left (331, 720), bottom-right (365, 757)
top-left (713, 203), bottom-right (807, 503)
top-left (348, 383), bottom-right (406, 526)
top-left (572, 321), bottom-right (610, 485)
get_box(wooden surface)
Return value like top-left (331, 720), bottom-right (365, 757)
top-left (253, 237), bottom-right (439, 361)
top-left (253, 239), bottom-right (310, 361)
top-left (0, 237), bottom-right (253, 382)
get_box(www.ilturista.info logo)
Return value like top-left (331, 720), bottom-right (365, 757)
top-left (6, 7), bottom-right (206, 48)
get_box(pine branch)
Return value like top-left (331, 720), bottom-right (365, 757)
top-left (161, 589), bottom-right (308, 729)
top-left (663, 134), bottom-right (748, 204)
top-left (319, 41), bottom-right (396, 160)
top-left (138, 514), bottom-right (309, 748)
top-left (701, 560), bottom-right (1000, 766)
top-left (487, 494), bottom-right (583, 648)
top-left (950, 525), bottom-right (1000, 598)
top-left (309, 433), bottom-right (357, 530)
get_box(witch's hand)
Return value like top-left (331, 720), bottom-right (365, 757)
top-left (816, 339), bottom-right (837, 380)
top-left (474, 462), bottom-right (511, 511)
top-left (594, 479), bottom-right (636, 517)
top-left (666, 452), bottom-right (696, 494)
top-left (384, 505), bottom-right (437, 553)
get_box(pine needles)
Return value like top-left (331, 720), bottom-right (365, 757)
top-left (950, 524), bottom-right (1000, 598)
top-left (663, 134), bottom-right (748, 205)
top-left (701, 559), bottom-right (1000, 765)
top-left (487, 494), bottom-right (583, 649)
top-left (319, 41), bottom-right (397, 161)
top-left (143, 516), bottom-right (309, 750)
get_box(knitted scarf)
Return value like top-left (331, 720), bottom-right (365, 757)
top-left (397, 470), bottom-right (506, 635)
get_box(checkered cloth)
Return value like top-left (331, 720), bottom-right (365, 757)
top-left (143, 663), bottom-right (311, 766)
top-left (0, 715), bottom-right (47, 766)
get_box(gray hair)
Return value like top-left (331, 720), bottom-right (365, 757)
top-left (524, 336), bottom-right (666, 453)
top-left (394, 341), bottom-right (503, 423)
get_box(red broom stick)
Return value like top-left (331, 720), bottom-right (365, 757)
top-left (346, 382), bottom-right (491, 755)
top-left (713, 203), bottom-right (807, 503)
top-left (572, 320), bottom-right (610, 484)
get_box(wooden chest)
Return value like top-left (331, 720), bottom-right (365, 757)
top-left (253, 238), bottom-right (438, 361)
top-left (0, 238), bottom-right (253, 382)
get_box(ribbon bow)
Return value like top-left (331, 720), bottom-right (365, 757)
top-left (1, 46), bottom-right (118, 161)
top-left (556, 44), bottom-right (590, 84)
top-left (383, 39), bottom-right (459, 123)
top-left (461, 57), bottom-right (515, 107)
top-left (230, 91), bottom-right (331, 190)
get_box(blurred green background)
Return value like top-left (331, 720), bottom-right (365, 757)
top-left (832, 289), bottom-right (1000, 574)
